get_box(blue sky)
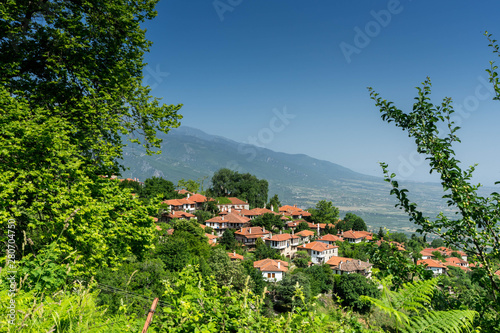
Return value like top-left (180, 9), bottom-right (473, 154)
top-left (141, 1), bottom-right (500, 185)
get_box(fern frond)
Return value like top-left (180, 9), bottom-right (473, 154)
top-left (360, 295), bottom-right (409, 325)
top-left (404, 310), bottom-right (476, 333)
top-left (397, 278), bottom-right (438, 313)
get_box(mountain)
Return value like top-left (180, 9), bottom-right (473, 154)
top-left (120, 126), bottom-right (458, 233)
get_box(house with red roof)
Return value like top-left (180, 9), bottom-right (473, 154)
top-left (206, 233), bottom-right (219, 246)
top-left (326, 256), bottom-right (373, 277)
top-left (234, 227), bottom-right (272, 247)
top-left (317, 234), bottom-right (344, 245)
top-left (265, 233), bottom-right (300, 258)
top-left (420, 249), bottom-right (435, 260)
top-left (341, 230), bottom-right (373, 243)
top-left (162, 210), bottom-right (197, 223)
top-left (205, 212), bottom-right (251, 236)
top-left (417, 259), bottom-right (448, 275)
top-left (239, 207), bottom-right (279, 219)
top-left (186, 193), bottom-right (214, 210)
top-left (445, 257), bottom-right (470, 271)
top-left (420, 247), bottom-right (467, 262)
top-left (279, 205), bottom-right (312, 219)
top-left (253, 258), bottom-right (289, 282)
top-left (218, 197), bottom-right (250, 211)
top-left (297, 241), bottom-right (338, 265)
top-left (227, 251), bottom-right (244, 261)
top-left (295, 230), bottom-right (315, 244)
top-left (162, 198), bottom-right (196, 213)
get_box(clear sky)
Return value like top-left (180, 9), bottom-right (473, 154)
top-left (141, 0), bottom-right (500, 185)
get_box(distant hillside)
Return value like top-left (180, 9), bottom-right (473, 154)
top-left (120, 126), bottom-right (464, 233)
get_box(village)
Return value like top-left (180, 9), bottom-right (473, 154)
top-left (155, 189), bottom-right (477, 282)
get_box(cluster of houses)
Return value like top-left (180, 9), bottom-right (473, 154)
top-left (156, 191), bottom-right (486, 282)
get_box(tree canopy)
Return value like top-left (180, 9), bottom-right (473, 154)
top-left (207, 168), bottom-right (268, 208)
top-left (309, 200), bottom-right (339, 225)
top-left (0, 0), bottom-right (182, 290)
top-left (369, 31), bottom-right (500, 317)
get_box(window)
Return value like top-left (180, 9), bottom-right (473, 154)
top-left (268, 273), bottom-right (271, 278)
top-left (272, 273), bottom-right (275, 278)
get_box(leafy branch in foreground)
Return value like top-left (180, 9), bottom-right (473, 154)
top-left (361, 277), bottom-right (476, 333)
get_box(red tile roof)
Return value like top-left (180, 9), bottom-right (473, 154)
top-left (227, 197), bottom-right (249, 205)
top-left (298, 241), bottom-right (338, 252)
top-left (341, 230), bottom-right (372, 240)
top-left (267, 233), bottom-right (299, 242)
top-left (318, 234), bottom-right (344, 242)
top-left (206, 212), bottom-right (251, 224)
top-left (326, 256), bottom-right (372, 272)
top-left (417, 259), bottom-right (447, 268)
top-left (254, 259), bottom-right (289, 272)
top-left (166, 211), bottom-right (196, 219)
top-left (188, 193), bottom-right (213, 203)
top-left (295, 230), bottom-right (315, 237)
top-left (163, 198), bottom-right (195, 206)
top-left (227, 252), bottom-right (244, 260)
top-left (235, 227), bottom-right (270, 238)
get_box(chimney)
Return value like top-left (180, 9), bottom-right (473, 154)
top-left (270, 204), bottom-right (274, 211)
top-left (292, 229), bottom-right (294, 235)
top-left (187, 193), bottom-right (190, 198)
top-left (358, 260), bottom-right (361, 266)
top-left (263, 226), bottom-right (265, 233)
top-left (233, 251), bottom-right (236, 256)
top-left (280, 230), bottom-right (282, 234)
top-left (317, 224), bottom-right (320, 234)
top-left (221, 216), bottom-right (224, 221)
top-left (249, 228), bottom-right (251, 234)
top-left (228, 208), bottom-right (231, 213)
top-left (278, 261), bottom-right (280, 269)
top-left (339, 261), bottom-right (342, 270)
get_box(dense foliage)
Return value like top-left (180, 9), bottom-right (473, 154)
top-left (207, 168), bottom-right (269, 208)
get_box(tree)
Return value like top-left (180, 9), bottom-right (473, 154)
top-left (389, 232), bottom-right (407, 244)
top-left (254, 238), bottom-right (280, 260)
top-left (207, 169), bottom-right (268, 208)
top-left (293, 251), bottom-right (311, 269)
top-left (177, 178), bottom-right (201, 193)
top-left (118, 179), bottom-right (144, 196)
top-left (295, 221), bottom-right (310, 233)
top-left (0, 0), bottom-right (181, 291)
top-left (343, 213), bottom-right (367, 231)
top-left (431, 238), bottom-right (446, 248)
top-left (267, 194), bottom-right (281, 212)
top-left (309, 200), bottom-right (339, 224)
top-left (208, 248), bottom-right (248, 291)
top-left (219, 229), bottom-right (236, 250)
top-left (0, 0), bottom-right (182, 176)
top-left (251, 213), bottom-right (284, 231)
top-left (303, 264), bottom-right (335, 295)
top-left (369, 33), bottom-right (500, 308)
top-left (194, 210), bottom-right (213, 223)
top-left (273, 273), bottom-right (312, 312)
top-left (333, 273), bottom-right (380, 314)
top-left (142, 177), bottom-right (180, 200)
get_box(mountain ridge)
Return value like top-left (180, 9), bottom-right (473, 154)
top-left (120, 126), bottom-right (456, 233)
